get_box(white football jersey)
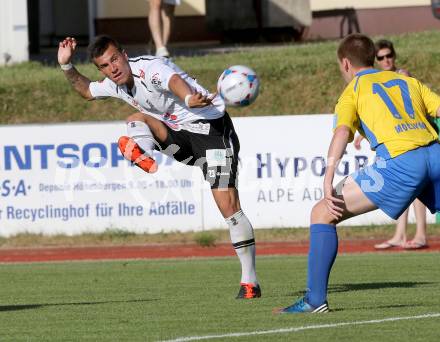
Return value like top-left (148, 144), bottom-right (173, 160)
top-left (89, 56), bottom-right (225, 134)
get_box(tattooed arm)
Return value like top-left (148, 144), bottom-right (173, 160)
top-left (58, 37), bottom-right (94, 100)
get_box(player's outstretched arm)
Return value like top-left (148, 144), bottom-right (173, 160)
top-left (168, 74), bottom-right (215, 108)
top-left (58, 37), bottom-right (93, 100)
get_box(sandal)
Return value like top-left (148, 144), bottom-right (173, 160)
top-left (403, 240), bottom-right (428, 250)
top-left (374, 241), bottom-right (402, 250)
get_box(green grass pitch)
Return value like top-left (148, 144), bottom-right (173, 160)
top-left (0, 253), bottom-right (439, 341)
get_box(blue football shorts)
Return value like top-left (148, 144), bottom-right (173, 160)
top-left (352, 141), bottom-right (440, 219)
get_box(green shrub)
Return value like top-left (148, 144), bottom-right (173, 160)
top-left (193, 232), bottom-right (217, 247)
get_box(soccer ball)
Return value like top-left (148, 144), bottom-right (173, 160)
top-left (217, 65), bottom-right (260, 107)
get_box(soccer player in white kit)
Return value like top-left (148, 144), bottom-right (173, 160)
top-left (57, 35), bottom-right (260, 299)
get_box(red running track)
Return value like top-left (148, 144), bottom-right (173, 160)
top-left (0, 238), bottom-right (439, 263)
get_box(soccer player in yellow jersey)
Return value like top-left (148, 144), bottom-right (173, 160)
top-left (278, 33), bottom-right (440, 313)
top-left (355, 39), bottom-right (428, 250)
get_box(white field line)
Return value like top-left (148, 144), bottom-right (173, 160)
top-left (160, 312), bottom-right (440, 342)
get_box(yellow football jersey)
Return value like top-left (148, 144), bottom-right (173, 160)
top-left (334, 69), bottom-right (440, 158)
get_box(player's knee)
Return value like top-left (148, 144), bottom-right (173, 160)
top-left (310, 200), bottom-right (335, 225)
top-left (217, 197), bottom-right (240, 218)
top-left (220, 203), bottom-right (240, 218)
top-left (310, 203), bottom-right (321, 223)
top-left (126, 112), bottom-right (145, 123)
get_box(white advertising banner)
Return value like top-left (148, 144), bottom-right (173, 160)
top-left (0, 115), bottom-right (435, 236)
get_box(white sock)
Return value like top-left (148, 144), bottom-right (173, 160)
top-left (226, 210), bottom-right (258, 285)
top-left (127, 121), bottom-right (154, 156)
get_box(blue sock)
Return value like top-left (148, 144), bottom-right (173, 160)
top-left (304, 224), bottom-right (338, 307)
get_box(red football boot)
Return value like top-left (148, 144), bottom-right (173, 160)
top-left (236, 283), bottom-right (261, 299)
top-left (118, 136), bottom-right (158, 173)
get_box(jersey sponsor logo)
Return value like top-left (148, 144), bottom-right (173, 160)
top-left (206, 149), bottom-right (227, 167)
top-left (186, 122), bottom-right (210, 135)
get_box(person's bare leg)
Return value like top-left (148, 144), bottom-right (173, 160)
top-left (375, 208), bottom-right (408, 248)
top-left (211, 187), bottom-right (240, 218)
top-left (148, 0), bottom-right (165, 51)
top-left (161, 4), bottom-right (175, 48)
top-left (311, 176), bottom-right (378, 225)
top-left (393, 209), bottom-right (409, 244)
top-left (212, 188), bottom-right (259, 291)
top-left (407, 198), bottom-right (427, 246)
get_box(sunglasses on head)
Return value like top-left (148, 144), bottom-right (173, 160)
top-left (376, 53), bottom-right (394, 61)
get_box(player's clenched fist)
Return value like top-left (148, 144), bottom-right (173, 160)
top-left (57, 37), bottom-right (77, 65)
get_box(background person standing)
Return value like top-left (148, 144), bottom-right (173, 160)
top-left (148, 0), bottom-right (180, 58)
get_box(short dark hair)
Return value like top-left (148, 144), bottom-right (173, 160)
top-left (374, 39), bottom-right (396, 57)
top-left (337, 33), bottom-right (375, 68)
top-left (87, 35), bottom-right (123, 60)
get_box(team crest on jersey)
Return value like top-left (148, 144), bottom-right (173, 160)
top-left (151, 72), bottom-right (162, 86)
top-left (139, 69), bottom-right (145, 79)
